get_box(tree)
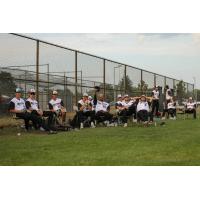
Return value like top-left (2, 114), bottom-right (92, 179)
top-left (118, 75), bottom-right (134, 95)
top-left (176, 80), bottom-right (186, 104)
top-left (0, 71), bottom-right (17, 97)
top-left (137, 80), bottom-right (149, 95)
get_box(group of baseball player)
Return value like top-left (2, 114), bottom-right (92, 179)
top-left (8, 85), bottom-right (197, 132)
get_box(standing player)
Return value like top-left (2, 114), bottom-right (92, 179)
top-left (151, 86), bottom-right (160, 117)
top-left (162, 85), bottom-right (173, 119)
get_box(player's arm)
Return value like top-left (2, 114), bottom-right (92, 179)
top-left (9, 102), bottom-right (24, 113)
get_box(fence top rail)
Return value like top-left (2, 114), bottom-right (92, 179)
top-left (9, 33), bottom-right (194, 86)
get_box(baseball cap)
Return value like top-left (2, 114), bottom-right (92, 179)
top-left (83, 93), bottom-right (88, 97)
top-left (88, 96), bottom-right (93, 100)
top-left (124, 94), bottom-right (129, 97)
top-left (189, 97), bottom-right (193, 100)
top-left (117, 94), bottom-right (122, 98)
top-left (29, 88), bottom-right (36, 93)
top-left (52, 90), bottom-right (58, 95)
top-left (15, 88), bottom-right (22, 93)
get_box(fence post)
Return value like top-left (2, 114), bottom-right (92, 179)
top-left (154, 74), bottom-right (156, 87)
top-left (75, 51), bottom-right (78, 105)
top-left (124, 65), bottom-right (127, 94)
top-left (103, 59), bottom-right (106, 98)
top-left (164, 76), bottom-right (166, 88)
top-left (140, 70), bottom-right (143, 95)
top-left (36, 40), bottom-right (39, 102)
top-left (24, 70), bottom-right (27, 99)
top-left (64, 72), bottom-right (66, 107)
top-left (47, 64), bottom-right (50, 101)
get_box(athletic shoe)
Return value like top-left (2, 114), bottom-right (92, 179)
top-left (40, 127), bottom-right (45, 132)
top-left (124, 123), bottom-right (128, 128)
top-left (80, 123), bottom-right (84, 129)
top-left (161, 117), bottom-right (166, 120)
top-left (107, 123), bottom-right (115, 127)
top-left (91, 122), bottom-right (96, 128)
top-left (133, 119), bottom-right (137, 123)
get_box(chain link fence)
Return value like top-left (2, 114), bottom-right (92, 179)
top-left (0, 33), bottom-right (195, 115)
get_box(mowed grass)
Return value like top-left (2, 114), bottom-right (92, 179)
top-left (0, 118), bottom-right (200, 166)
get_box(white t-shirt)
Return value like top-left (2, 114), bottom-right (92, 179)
top-left (78, 99), bottom-right (92, 112)
top-left (168, 102), bottom-right (176, 109)
top-left (121, 100), bottom-right (134, 107)
top-left (186, 102), bottom-right (196, 110)
top-left (137, 101), bottom-right (149, 112)
top-left (152, 90), bottom-right (160, 100)
top-left (95, 101), bottom-right (109, 113)
top-left (26, 98), bottom-right (39, 111)
top-left (166, 89), bottom-right (172, 100)
top-left (10, 97), bottom-right (26, 111)
top-left (49, 98), bottom-right (63, 111)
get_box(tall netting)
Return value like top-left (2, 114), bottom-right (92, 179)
top-left (0, 33), bottom-right (194, 115)
top-left (105, 61), bottom-right (125, 102)
top-left (166, 77), bottom-right (174, 89)
top-left (77, 52), bottom-right (104, 102)
top-left (142, 71), bottom-right (155, 96)
top-left (126, 66), bottom-right (141, 97)
top-left (39, 42), bottom-right (76, 111)
top-left (155, 75), bottom-right (165, 92)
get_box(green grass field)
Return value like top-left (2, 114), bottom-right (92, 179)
top-left (0, 118), bottom-right (200, 166)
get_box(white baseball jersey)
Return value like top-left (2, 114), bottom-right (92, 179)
top-left (10, 97), bottom-right (26, 111)
top-left (166, 89), bottom-right (172, 100)
top-left (137, 101), bottom-right (149, 112)
top-left (168, 102), bottom-right (176, 109)
top-left (152, 90), bottom-right (160, 100)
top-left (26, 98), bottom-right (39, 111)
top-left (49, 98), bottom-right (63, 111)
top-left (186, 102), bottom-right (195, 109)
top-left (78, 99), bottom-right (92, 112)
top-left (95, 101), bottom-right (109, 113)
top-left (121, 100), bottom-right (134, 107)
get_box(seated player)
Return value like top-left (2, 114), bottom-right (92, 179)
top-left (9, 88), bottom-right (37, 131)
top-left (185, 97), bottom-right (197, 119)
top-left (77, 93), bottom-right (95, 129)
top-left (25, 89), bottom-right (49, 131)
top-left (93, 93), bottom-right (114, 126)
top-left (167, 98), bottom-right (176, 120)
top-left (118, 94), bottom-right (136, 127)
top-left (48, 90), bottom-right (67, 128)
top-left (136, 95), bottom-right (152, 124)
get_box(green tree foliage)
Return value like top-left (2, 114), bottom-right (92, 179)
top-left (176, 80), bottom-right (186, 103)
top-left (0, 71), bottom-right (17, 97)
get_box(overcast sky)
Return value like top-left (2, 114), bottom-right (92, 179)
top-left (21, 33), bottom-right (200, 88)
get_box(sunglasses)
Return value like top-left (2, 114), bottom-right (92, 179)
top-left (30, 93), bottom-right (35, 95)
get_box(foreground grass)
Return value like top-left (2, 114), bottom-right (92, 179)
top-left (0, 119), bottom-right (200, 166)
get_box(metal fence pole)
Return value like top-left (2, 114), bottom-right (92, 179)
top-left (140, 70), bottom-right (143, 95)
top-left (47, 64), bottom-right (50, 98)
top-left (64, 72), bottom-right (66, 107)
top-left (124, 65), bottom-right (127, 94)
top-left (75, 51), bottom-right (78, 105)
top-left (103, 59), bottom-right (106, 98)
top-left (36, 40), bottom-right (40, 102)
top-left (24, 70), bottom-right (27, 98)
top-left (154, 74), bottom-right (156, 87)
